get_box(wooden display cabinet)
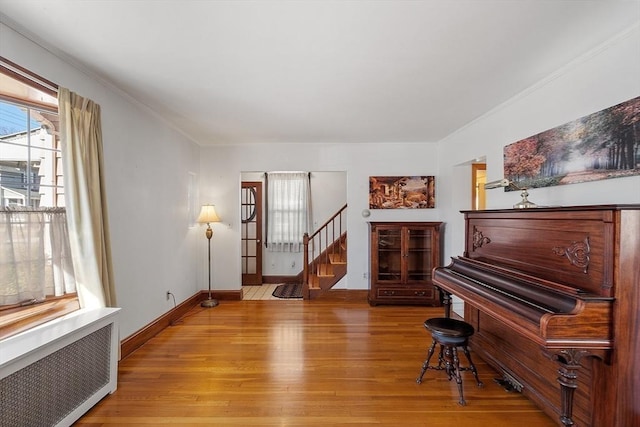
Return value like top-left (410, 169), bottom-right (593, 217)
top-left (368, 222), bottom-right (442, 306)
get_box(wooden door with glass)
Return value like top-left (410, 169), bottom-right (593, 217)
top-left (241, 182), bottom-right (263, 286)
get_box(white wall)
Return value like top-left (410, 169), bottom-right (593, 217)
top-left (200, 142), bottom-right (440, 291)
top-left (1, 23), bottom-right (203, 338)
top-left (436, 24), bottom-right (640, 315)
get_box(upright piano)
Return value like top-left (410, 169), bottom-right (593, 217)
top-left (433, 205), bottom-right (639, 427)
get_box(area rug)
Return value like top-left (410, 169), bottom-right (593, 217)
top-left (272, 283), bottom-right (303, 299)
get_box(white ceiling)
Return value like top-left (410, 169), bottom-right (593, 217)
top-left (1, 1), bottom-right (638, 146)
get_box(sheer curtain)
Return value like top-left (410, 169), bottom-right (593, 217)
top-left (58, 87), bottom-right (116, 308)
top-left (0, 208), bottom-right (76, 306)
top-left (266, 172), bottom-right (311, 252)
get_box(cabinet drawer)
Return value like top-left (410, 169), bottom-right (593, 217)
top-left (376, 287), bottom-right (435, 299)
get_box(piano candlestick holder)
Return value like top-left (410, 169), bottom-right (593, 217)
top-left (484, 178), bottom-right (537, 209)
top-left (513, 188), bottom-right (537, 209)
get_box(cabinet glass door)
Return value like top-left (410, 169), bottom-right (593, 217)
top-left (376, 228), bottom-right (402, 282)
top-left (406, 227), bottom-right (432, 282)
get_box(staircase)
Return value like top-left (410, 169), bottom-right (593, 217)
top-left (302, 204), bottom-right (347, 299)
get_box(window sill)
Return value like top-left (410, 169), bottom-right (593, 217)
top-left (0, 295), bottom-right (81, 340)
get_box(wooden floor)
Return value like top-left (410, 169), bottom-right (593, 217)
top-left (76, 291), bottom-right (556, 426)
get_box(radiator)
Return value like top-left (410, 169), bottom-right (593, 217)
top-left (0, 307), bottom-right (120, 427)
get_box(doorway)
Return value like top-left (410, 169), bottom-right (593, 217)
top-left (472, 163), bottom-right (486, 210)
top-left (241, 171), bottom-right (348, 291)
top-left (241, 181), bottom-right (263, 286)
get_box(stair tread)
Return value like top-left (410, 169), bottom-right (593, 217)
top-left (317, 263), bottom-right (334, 276)
top-left (329, 253), bottom-right (347, 264)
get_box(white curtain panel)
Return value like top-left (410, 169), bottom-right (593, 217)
top-left (266, 172), bottom-right (310, 252)
top-left (0, 208), bottom-right (76, 306)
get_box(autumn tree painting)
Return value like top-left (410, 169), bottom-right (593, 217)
top-left (503, 96), bottom-right (640, 190)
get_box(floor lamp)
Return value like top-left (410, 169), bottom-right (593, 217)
top-left (197, 204), bottom-right (221, 307)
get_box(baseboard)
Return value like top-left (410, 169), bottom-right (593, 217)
top-left (120, 289), bottom-right (243, 359)
top-left (203, 289), bottom-right (244, 301)
top-left (319, 289), bottom-right (369, 301)
top-left (262, 275), bottom-right (299, 284)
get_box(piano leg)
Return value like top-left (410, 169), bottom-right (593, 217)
top-left (553, 349), bottom-right (589, 427)
top-left (439, 287), bottom-right (452, 318)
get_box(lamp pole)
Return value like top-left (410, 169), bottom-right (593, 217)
top-left (202, 222), bottom-right (219, 307)
top-left (198, 204), bottom-right (221, 308)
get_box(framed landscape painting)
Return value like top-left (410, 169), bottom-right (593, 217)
top-left (503, 96), bottom-right (640, 190)
top-left (369, 176), bottom-right (435, 209)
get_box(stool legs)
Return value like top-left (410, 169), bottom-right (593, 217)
top-left (416, 339), bottom-right (437, 384)
top-left (461, 345), bottom-right (483, 388)
top-left (444, 345), bottom-right (466, 405)
top-left (416, 341), bottom-right (483, 406)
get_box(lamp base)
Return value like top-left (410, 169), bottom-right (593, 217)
top-left (201, 298), bottom-right (219, 308)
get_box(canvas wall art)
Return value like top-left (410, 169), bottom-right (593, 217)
top-left (369, 176), bottom-right (435, 209)
top-left (503, 96), bottom-right (640, 190)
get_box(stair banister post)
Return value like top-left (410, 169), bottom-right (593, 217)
top-left (303, 233), bottom-right (310, 290)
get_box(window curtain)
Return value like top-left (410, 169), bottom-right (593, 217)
top-left (0, 208), bottom-right (76, 306)
top-left (58, 87), bottom-right (116, 308)
top-left (266, 172), bottom-right (311, 252)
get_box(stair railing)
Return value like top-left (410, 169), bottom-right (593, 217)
top-left (303, 204), bottom-right (347, 295)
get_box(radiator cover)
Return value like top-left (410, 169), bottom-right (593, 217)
top-left (0, 308), bottom-right (120, 427)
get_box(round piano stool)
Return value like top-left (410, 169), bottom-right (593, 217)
top-left (416, 317), bottom-right (484, 405)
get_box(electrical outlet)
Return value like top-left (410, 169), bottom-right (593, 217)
top-left (166, 291), bottom-right (171, 301)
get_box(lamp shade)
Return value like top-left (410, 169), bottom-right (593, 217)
top-left (197, 204), bottom-right (221, 224)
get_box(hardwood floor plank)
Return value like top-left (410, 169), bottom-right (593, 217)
top-left (75, 295), bottom-right (556, 426)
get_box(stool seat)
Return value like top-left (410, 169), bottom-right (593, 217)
top-left (424, 317), bottom-right (474, 338)
top-left (416, 317), bottom-right (483, 405)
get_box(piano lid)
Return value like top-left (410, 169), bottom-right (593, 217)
top-left (434, 257), bottom-right (614, 352)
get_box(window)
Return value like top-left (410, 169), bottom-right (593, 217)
top-left (0, 102), bottom-right (62, 208)
top-left (0, 59), bottom-right (79, 339)
top-left (266, 172), bottom-right (311, 252)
